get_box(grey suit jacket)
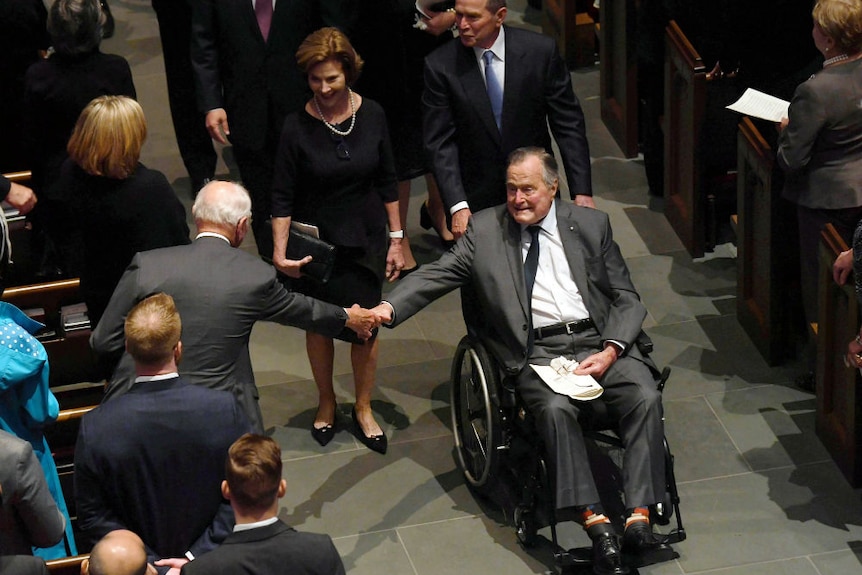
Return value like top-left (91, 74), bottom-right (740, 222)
top-left (778, 57), bottom-right (862, 209)
top-left (181, 519), bottom-right (345, 575)
top-left (0, 430), bottom-right (64, 555)
top-left (90, 236), bottom-right (348, 431)
top-left (422, 25), bottom-right (592, 213)
top-left (386, 201), bottom-right (648, 375)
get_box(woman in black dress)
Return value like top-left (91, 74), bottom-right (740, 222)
top-left (271, 28), bottom-right (404, 454)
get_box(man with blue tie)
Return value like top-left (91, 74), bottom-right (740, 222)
top-left (373, 148), bottom-right (668, 575)
top-left (422, 0), bottom-right (595, 240)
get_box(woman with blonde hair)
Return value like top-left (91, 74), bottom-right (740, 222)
top-left (54, 95), bottom-right (189, 327)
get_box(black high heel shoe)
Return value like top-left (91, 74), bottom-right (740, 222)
top-left (419, 201), bottom-right (456, 249)
top-left (311, 405), bottom-right (337, 447)
top-left (352, 407), bottom-right (387, 454)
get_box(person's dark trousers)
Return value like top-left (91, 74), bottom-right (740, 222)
top-left (232, 143), bottom-right (275, 258)
top-left (151, 0), bottom-right (216, 191)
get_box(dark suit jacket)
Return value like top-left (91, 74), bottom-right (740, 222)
top-left (0, 430), bottom-right (65, 555)
top-left (181, 520), bottom-right (345, 575)
top-left (90, 236), bottom-right (349, 431)
top-left (74, 376), bottom-right (252, 566)
top-left (422, 25), bottom-right (592, 213)
top-left (386, 201), bottom-right (649, 375)
top-left (191, 0), bottom-right (342, 151)
top-left (0, 556), bottom-right (49, 575)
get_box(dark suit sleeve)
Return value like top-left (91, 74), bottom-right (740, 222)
top-left (13, 441), bottom-right (65, 548)
top-left (543, 43), bottom-right (592, 198)
top-left (258, 270), bottom-right (349, 336)
top-left (90, 255), bottom-right (143, 355)
top-left (422, 54), bottom-right (468, 211)
top-left (1, 175), bottom-right (10, 198)
top-left (323, 536), bottom-right (347, 575)
top-left (777, 80), bottom-right (822, 173)
top-left (191, 0), bottom-right (223, 113)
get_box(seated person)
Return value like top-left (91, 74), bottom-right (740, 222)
top-left (74, 293), bottom-right (253, 573)
top-left (82, 530), bottom-right (155, 575)
top-left (373, 148), bottom-right (668, 575)
top-left (0, 429), bottom-right (65, 555)
top-left (180, 434), bottom-right (345, 575)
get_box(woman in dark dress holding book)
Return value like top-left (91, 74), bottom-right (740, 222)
top-left (271, 28), bottom-right (403, 454)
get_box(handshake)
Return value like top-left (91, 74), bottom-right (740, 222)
top-left (344, 303), bottom-right (396, 341)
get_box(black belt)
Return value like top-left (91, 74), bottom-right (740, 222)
top-left (533, 318), bottom-right (595, 340)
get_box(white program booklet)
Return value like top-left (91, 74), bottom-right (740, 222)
top-left (726, 88), bottom-right (790, 123)
top-left (531, 356), bottom-right (604, 401)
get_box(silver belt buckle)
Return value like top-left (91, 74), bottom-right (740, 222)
top-left (565, 321), bottom-right (576, 335)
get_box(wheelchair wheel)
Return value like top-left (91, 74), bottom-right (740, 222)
top-left (450, 336), bottom-right (501, 488)
top-left (514, 505), bottom-right (538, 547)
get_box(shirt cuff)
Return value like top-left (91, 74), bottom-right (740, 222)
top-left (450, 201), bottom-right (469, 215)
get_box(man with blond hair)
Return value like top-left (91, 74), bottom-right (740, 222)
top-left (182, 434), bottom-right (344, 575)
top-left (76, 294), bottom-right (252, 574)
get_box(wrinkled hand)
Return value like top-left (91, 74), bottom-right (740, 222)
top-left (451, 208), bottom-right (471, 239)
top-left (153, 557), bottom-right (187, 575)
top-left (205, 108), bottom-right (230, 144)
top-left (574, 194), bottom-right (596, 209)
top-left (833, 249), bottom-right (853, 285)
top-left (573, 346), bottom-right (619, 379)
top-left (385, 240), bottom-right (405, 282)
top-left (345, 304), bottom-right (378, 340)
top-left (422, 9), bottom-right (456, 35)
top-left (273, 255), bottom-right (312, 279)
top-left (777, 117), bottom-right (789, 132)
top-left (370, 302), bottom-right (393, 326)
top-left (6, 182), bottom-right (37, 215)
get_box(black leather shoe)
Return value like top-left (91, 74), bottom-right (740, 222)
top-left (311, 422), bottom-right (336, 446)
top-left (622, 522), bottom-right (676, 566)
top-left (352, 407), bottom-right (387, 454)
top-left (592, 532), bottom-right (629, 575)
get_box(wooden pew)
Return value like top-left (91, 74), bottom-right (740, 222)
top-left (599, 0), bottom-right (638, 158)
top-left (542, 0), bottom-right (596, 69)
top-left (663, 19), bottom-right (707, 257)
top-left (735, 117), bottom-right (802, 365)
top-left (46, 553), bottom-right (89, 575)
top-left (816, 224), bottom-right (862, 487)
top-left (1, 279), bottom-right (103, 391)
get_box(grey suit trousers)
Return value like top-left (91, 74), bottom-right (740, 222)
top-left (516, 328), bottom-right (665, 513)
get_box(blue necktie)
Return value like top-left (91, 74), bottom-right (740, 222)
top-left (483, 50), bottom-right (503, 130)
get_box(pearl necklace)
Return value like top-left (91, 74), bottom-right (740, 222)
top-left (823, 53), bottom-right (849, 67)
top-left (313, 88), bottom-right (356, 137)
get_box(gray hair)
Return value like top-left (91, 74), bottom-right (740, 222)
top-left (192, 181), bottom-right (253, 227)
top-left (507, 147), bottom-right (559, 188)
top-left (48, 0), bottom-right (102, 57)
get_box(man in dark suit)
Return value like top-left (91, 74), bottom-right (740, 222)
top-left (373, 149), bottom-right (669, 574)
top-left (76, 294), bottom-right (253, 573)
top-left (191, 0), bottom-right (343, 256)
top-left (423, 0), bottom-right (594, 239)
top-left (0, 430), bottom-right (65, 556)
top-left (91, 181), bottom-right (377, 433)
top-left (181, 434), bottom-right (345, 575)
top-left (0, 556), bottom-right (48, 575)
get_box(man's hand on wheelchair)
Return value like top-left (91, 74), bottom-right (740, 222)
top-left (573, 343), bottom-right (620, 379)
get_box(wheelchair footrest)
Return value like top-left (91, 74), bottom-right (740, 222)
top-left (556, 546), bottom-right (592, 567)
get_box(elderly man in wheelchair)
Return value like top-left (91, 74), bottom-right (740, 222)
top-left (373, 147), bottom-right (681, 575)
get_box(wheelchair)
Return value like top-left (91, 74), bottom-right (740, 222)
top-left (450, 335), bottom-right (686, 570)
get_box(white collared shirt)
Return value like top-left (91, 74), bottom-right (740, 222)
top-left (133, 372), bottom-right (179, 384)
top-left (233, 516), bottom-right (279, 532)
top-left (195, 231), bottom-right (231, 244)
top-left (522, 202), bottom-right (590, 329)
top-left (472, 26), bottom-right (506, 92)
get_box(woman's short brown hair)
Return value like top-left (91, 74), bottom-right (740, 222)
top-left (67, 95), bottom-right (146, 179)
top-left (295, 27), bottom-right (364, 85)
top-left (813, 0), bottom-right (862, 55)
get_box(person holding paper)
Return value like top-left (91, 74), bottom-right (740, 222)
top-left (371, 148), bottom-right (668, 574)
top-left (271, 28), bottom-right (403, 455)
top-left (777, 0), bottom-right (862, 389)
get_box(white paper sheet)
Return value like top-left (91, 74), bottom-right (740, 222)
top-left (726, 88), bottom-right (790, 123)
top-left (530, 356), bottom-right (603, 401)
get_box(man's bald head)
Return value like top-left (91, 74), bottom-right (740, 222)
top-left (82, 530), bottom-right (151, 575)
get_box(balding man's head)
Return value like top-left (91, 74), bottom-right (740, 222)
top-left (81, 530), bottom-right (153, 575)
top-left (191, 181), bottom-right (252, 246)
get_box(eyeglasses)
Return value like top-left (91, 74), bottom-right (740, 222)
top-left (330, 133), bottom-right (350, 160)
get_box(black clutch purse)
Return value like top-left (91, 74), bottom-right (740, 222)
top-left (287, 229), bottom-right (336, 284)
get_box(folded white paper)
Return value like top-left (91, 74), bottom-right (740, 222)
top-left (530, 356), bottom-right (603, 401)
top-left (726, 88), bottom-right (790, 123)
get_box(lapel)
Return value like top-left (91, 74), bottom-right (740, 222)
top-left (456, 42), bottom-right (501, 144)
top-left (555, 202), bottom-right (592, 312)
top-left (503, 211), bottom-right (530, 319)
top-left (501, 26), bottom-right (524, 142)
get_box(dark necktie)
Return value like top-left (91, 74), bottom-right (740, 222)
top-left (524, 225), bottom-right (541, 354)
top-left (482, 50), bottom-right (503, 130)
top-left (255, 0), bottom-right (272, 42)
